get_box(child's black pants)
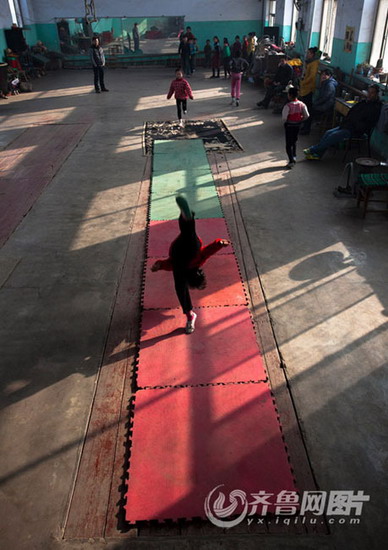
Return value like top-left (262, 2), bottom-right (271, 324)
top-left (171, 215), bottom-right (200, 313)
top-left (176, 99), bottom-right (187, 119)
top-left (284, 122), bottom-right (301, 162)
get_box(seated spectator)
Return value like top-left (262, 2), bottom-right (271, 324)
top-left (257, 57), bottom-right (293, 109)
top-left (304, 84), bottom-right (382, 160)
top-left (31, 40), bottom-right (48, 55)
top-left (300, 68), bottom-right (338, 134)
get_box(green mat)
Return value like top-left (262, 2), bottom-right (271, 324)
top-left (153, 139), bottom-right (206, 156)
top-left (153, 154), bottom-right (209, 174)
top-left (150, 192), bottom-right (223, 220)
top-left (150, 139), bottom-right (221, 220)
top-left (152, 171), bottom-right (216, 194)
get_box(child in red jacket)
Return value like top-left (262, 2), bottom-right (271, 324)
top-left (167, 68), bottom-right (194, 126)
top-left (151, 196), bottom-right (230, 334)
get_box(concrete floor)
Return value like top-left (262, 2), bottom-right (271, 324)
top-left (0, 68), bottom-right (387, 550)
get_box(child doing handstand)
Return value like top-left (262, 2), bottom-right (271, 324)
top-left (151, 196), bottom-right (230, 333)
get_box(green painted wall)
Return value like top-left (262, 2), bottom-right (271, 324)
top-left (0, 29), bottom-right (7, 62)
top-left (331, 37), bottom-right (372, 73)
top-left (34, 23), bottom-right (60, 51)
top-left (295, 30), bottom-right (308, 56)
top-left (278, 24), bottom-right (291, 42)
top-left (310, 31), bottom-right (320, 48)
top-left (27, 19), bottom-right (262, 55)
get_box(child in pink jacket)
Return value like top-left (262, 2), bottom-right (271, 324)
top-left (167, 68), bottom-right (194, 126)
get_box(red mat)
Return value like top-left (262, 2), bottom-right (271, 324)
top-left (143, 255), bottom-right (247, 309)
top-left (125, 383), bottom-right (296, 522)
top-left (147, 219), bottom-right (232, 258)
top-left (137, 307), bottom-right (267, 387)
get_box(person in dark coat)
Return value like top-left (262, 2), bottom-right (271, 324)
top-left (257, 57), bottom-right (293, 108)
top-left (300, 69), bottom-right (338, 134)
top-left (210, 36), bottom-right (221, 78)
top-left (304, 84), bottom-right (382, 159)
top-left (89, 37), bottom-right (108, 93)
top-left (133, 23), bottom-right (140, 51)
top-left (178, 36), bottom-right (191, 77)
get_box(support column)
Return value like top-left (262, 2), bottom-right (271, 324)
top-left (275, 0), bottom-right (294, 42)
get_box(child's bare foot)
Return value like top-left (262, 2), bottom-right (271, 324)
top-left (220, 239), bottom-right (231, 247)
top-left (151, 260), bottom-right (162, 272)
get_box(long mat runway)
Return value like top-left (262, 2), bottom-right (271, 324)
top-left (125, 138), bottom-right (297, 523)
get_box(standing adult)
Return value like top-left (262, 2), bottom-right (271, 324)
top-left (89, 37), bottom-right (108, 93)
top-left (247, 32), bottom-right (256, 64)
top-left (182, 26), bottom-right (195, 41)
top-left (133, 23), bottom-right (140, 51)
top-left (299, 46), bottom-right (321, 115)
top-left (178, 36), bottom-right (191, 77)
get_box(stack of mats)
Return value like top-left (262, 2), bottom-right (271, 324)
top-left (125, 139), bottom-right (297, 523)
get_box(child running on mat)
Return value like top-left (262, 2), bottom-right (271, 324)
top-left (151, 196), bottom-right (230, 334)
top-left (167, 68), bottom-right (194, 127)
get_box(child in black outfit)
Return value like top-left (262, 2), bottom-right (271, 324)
top-left (151, 197), bottom-right (230, 333)
top-left (204, 39), bottom-right (212, 67)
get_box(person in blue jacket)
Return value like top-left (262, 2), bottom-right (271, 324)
top-left (300, 69), bottom-right (337, 134)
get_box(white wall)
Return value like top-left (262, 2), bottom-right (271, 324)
top-left (0, 0), bottom-right (13, 27)
top-left (28, 0), bottom-right (260, 23)
top-left (334, 0), bottom-right (378, 42)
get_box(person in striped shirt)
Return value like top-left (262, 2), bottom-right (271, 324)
top-left (282, 87), bottom-right (309, 169)
top-left (167, 68), bottom-right (194, 127)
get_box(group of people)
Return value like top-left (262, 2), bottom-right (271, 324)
top-left (89, 27), bottom-right (384, 174)
top-left (254, 46), bottom-right (383, 170)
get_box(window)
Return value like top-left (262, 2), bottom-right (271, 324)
top-left (7, 0), bottom-right (24, 27)
top-left (319, 0), bottom-right (337, 57)
top-left (267, 1), bottom-right (277, 27)
top-left (290, 3), bottom-right (299, 43)
top-left (370, 0), bottom-right (388, 71)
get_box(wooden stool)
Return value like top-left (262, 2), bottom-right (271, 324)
top-left (356, 173), bottom-right (388, 218)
